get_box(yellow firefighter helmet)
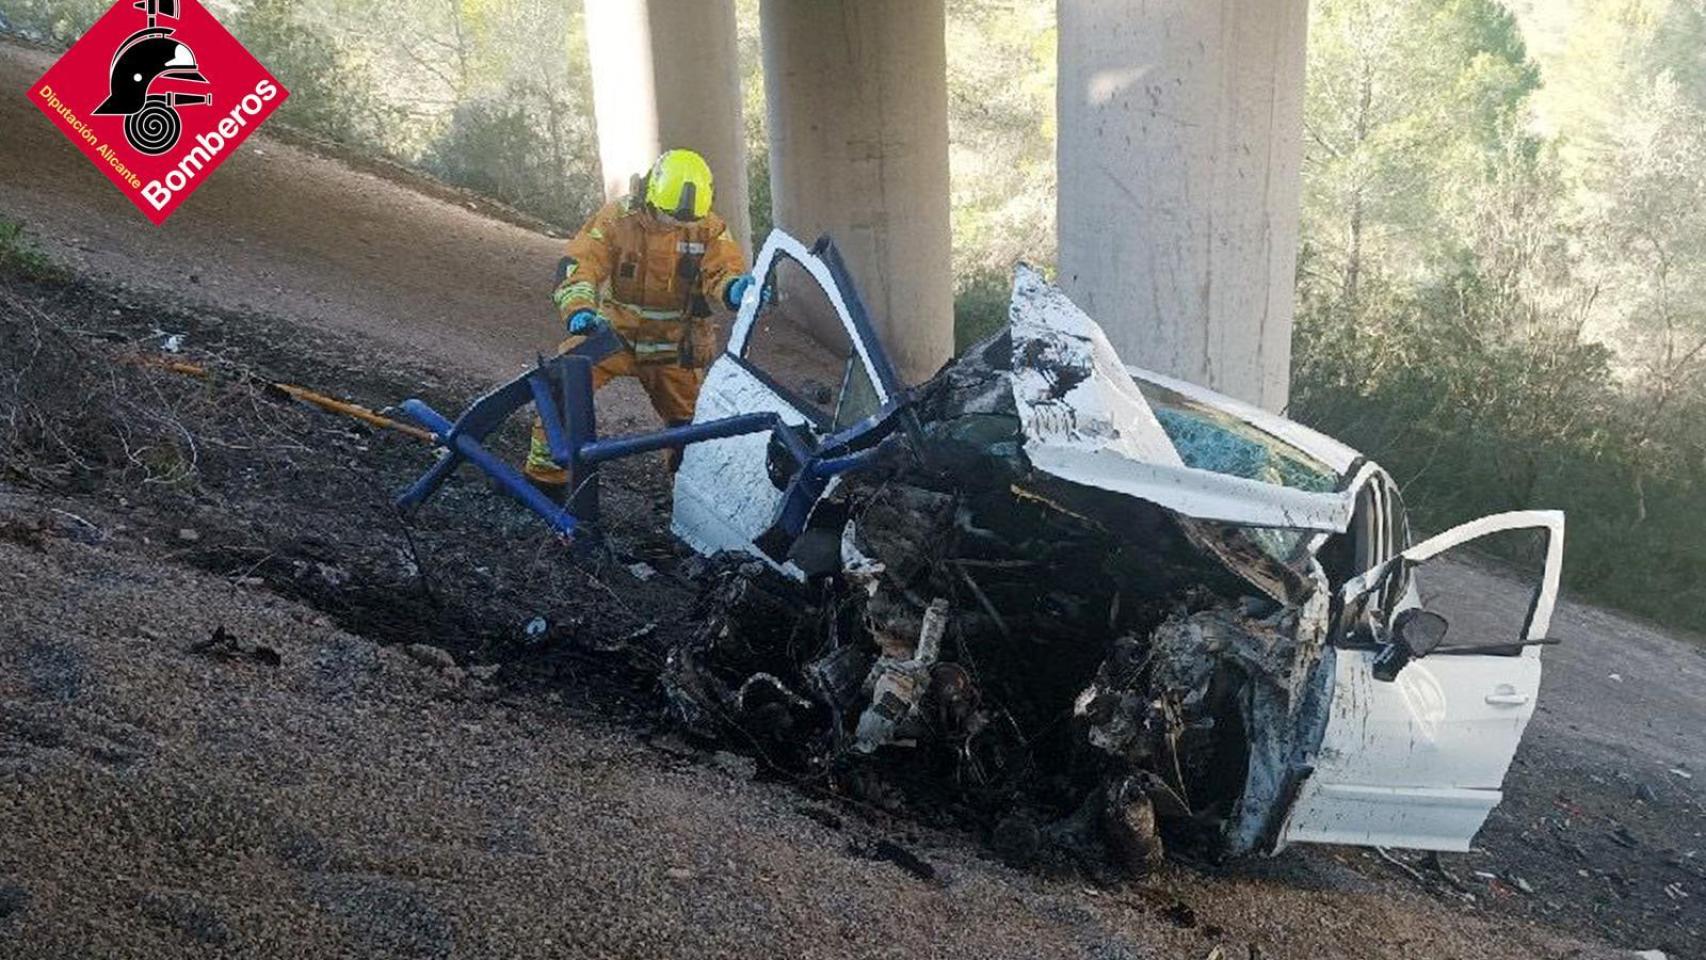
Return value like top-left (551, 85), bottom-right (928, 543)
top-left (645, 148), bottom-right (714, 222)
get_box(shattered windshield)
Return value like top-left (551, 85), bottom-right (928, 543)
top-left (1134, 382), bottom-right (1339, 492)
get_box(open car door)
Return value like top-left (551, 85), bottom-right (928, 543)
top-left (672, 231), bottom-right (900, 572)
top-left (1279, 511), bottom-right (1565, 851)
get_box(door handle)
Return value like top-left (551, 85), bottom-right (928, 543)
top-left (1485, 686), bottom-right (1530, 706)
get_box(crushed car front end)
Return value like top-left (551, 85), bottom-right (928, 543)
top-left (666, 242), bottom-right (1563, 870)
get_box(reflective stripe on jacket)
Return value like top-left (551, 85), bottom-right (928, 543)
top-left (551, 195), bottom-right (746, 327)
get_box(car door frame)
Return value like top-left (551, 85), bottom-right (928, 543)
top-left (1278, 509), bottom-right (1565, 852)
top-left (671, 230), bottom-right (900, 569)
top-left (724, 232), bottom-right (902, 412)
top-left (1340, 510), bottom-right (1565, 640)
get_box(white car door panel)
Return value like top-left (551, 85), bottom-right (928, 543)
top-left (672, 231), bottom-right (891, 572)
top-left (1280, 783), bottom-right (1504, 851)
top-left (671, 360), bottom-right (813, 565)
top-left (1309, 650), bottom-right (1542, 789)
top-left (1280, 511), bottom-right (1564, 852)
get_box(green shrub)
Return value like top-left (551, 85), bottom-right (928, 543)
top-left (0, 0), bottom-right (110, 45)
top-left (0, 218), bottom-right (61, 280)
top-left (1292, 274), bottom-right (1706, 629)
top-left (229, 0), bottom-right (393, 148)
top-left (953, 268), bottom-right (1011, 354)
top-left (423, 90), bottom-right (599, 229)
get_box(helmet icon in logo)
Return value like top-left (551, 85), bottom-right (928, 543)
top-left (92, 0), bottom-right (211, 156)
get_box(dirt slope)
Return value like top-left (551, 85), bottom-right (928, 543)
top-left (1, 38), bottom-right (563, 382)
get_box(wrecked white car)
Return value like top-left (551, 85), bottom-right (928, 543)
top-left (400, 230), bottom-right (1564, 869)
top-left (673, 232), bottom-right (1564, 864)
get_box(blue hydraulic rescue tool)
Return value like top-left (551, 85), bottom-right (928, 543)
top-left (394, 235), bottom-right (917, 558)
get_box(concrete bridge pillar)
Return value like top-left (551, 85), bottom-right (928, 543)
top-left (1057, 0), bottom-right (1309, 411)
top-left (583, 0), bottom-right (752, 254)
top-left (759, 0), bottom-right (955, 385)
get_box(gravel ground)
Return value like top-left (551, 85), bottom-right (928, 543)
top-left (0, 488), bottom-right (1640, 960)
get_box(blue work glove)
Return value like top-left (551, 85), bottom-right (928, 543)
top-left (566, 309), bottom-right (608, 335)
top-left (728, 274), bottom-right (776, 311)
top-left (724, 274), bottom-right (754, 311)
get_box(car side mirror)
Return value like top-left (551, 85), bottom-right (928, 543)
top-left (1372, 609), bottom-right (1450, 682)
top-left (1394, 608), bottom-right (1449, 657)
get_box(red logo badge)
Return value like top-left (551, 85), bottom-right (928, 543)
top-left (26, 0), bottom-right (289, 225)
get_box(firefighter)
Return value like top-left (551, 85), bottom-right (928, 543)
top-left (526, 148), bottom-right (753, 496)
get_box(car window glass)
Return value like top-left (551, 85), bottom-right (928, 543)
top-left (1242, 527), bottom-right (1310, 565)
top-left (1134, 381), bottom-right (1337, 491)
top-left (1404, 527), bottom-right (1549, 656)
top-left (742, 255), bottom-right (878, 429)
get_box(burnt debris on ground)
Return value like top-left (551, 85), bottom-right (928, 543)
top-left (656, 328), bottom-right (1331, 876)
top-left (0, 263), bottom-right (692, 716)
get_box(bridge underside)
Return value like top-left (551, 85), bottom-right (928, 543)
top-left (580, 0), bottom-right (1307, 409)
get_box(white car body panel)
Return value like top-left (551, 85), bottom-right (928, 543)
top-left (1021, 444), bottom-right (1363, 534)
top-left (1011, 266), bottom-right (1364, 533)
top-left (671, 360), bottom-right (812, 571)
top-left (672, 231), bottom-right (890, 576)
top-left (1008, 268), bottom-right (1183, 469)
top-left (1276, 783), bottom-right (1506, 851)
